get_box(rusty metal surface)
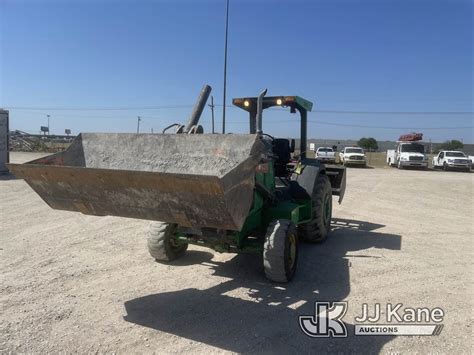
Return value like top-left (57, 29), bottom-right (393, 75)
top-left (8, 133), bottom-right (267, 230)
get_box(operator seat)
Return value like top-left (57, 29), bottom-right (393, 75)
top-left (273, 138), bottom-right (291, 177)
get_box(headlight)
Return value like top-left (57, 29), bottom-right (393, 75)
top-left (423, 156), bottom-right (428, 160)
top-left (447, 159), bottom-right (454, 163)
top-left (401, 156), bottom-right (408, 161)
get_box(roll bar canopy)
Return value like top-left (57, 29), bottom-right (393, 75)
top-left (232, 95), bottom-right (313, 159)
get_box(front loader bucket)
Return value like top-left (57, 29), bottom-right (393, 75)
top-left (8, 133), bottom-right (266, 231)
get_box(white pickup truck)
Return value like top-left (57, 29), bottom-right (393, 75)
top-left (432, 150), bottom-right (471, 171)
top-left (387, 142), bottom-right (428, 169)
top-left (339, 147), bottom-right (367, 167)
top-left (315, 147), bottom-right (337, 164)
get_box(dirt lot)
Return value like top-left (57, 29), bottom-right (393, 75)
top-left (1, 152), bottom-right (472, 353)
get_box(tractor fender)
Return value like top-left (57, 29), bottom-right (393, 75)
top-left (292, 158), bottom-right (346, 204)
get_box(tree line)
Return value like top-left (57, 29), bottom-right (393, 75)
top-left (356, 137), bottom-right (464, 153)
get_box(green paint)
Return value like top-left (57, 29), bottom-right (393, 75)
top-left (294, 96), bottom-right (313, 112)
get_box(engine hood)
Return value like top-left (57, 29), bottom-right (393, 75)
top-left (346, 153), bottom-right (365, 157)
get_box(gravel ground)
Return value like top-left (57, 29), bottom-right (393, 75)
top-left (1, 152), bottom-right (472, 353)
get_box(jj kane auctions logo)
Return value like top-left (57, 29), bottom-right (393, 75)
top-left (299, 302), bottom-right (444, 337)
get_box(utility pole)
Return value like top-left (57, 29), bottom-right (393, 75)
top-left (137, 116), bottom-right (141, 134)
top-left (222, 0), bottom-right (229, 134)
top-left (209, 95), bottom-right (215, 133)
top-left (151, 128), bottom-right (154, 134)
top-left (47, 114), bottom-right (50, 135)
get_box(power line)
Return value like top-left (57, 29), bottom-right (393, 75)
top-left (315, 110), bottom-right (473, 115)
top-left (11, 110), bottom-right (471, 125)
top-left (12, 111), bottom-right (471, 129)
top-left (4, 104), bottom-right (194, 111)
top-left (216, 104), bottom-right (474, 115)
top-left (6, 111), bottom-right (178, 121)
top-left (226, 119), bottom-right (473, 130)
top-left (5, 102), bottom-right (473, 131)
top-left (9, 110), bottom-right (472, 130)
top-left (220, 105), bottom-right (473, 115)
top-left (309, 120), bottom-right (474, 130)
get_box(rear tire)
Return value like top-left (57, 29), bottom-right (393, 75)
top-left (298, 174), bottom-right (332, 243)
top-left (147, 222), bottom-right (188, 262)
top-left (263, 220), bottom-right (298, 283)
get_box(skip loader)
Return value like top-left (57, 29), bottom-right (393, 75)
top-left (9, 86), bottom-right (346, 282)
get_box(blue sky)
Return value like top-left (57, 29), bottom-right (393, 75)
top-left (1, 0), bottom-right (472, 142)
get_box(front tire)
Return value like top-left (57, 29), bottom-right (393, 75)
top-left (298, 174), bottom-right (332, 243)
top-left (147, 222), bottom-right (188, 262)
top-left (443, 163), bottom-right (449, 171)
top-left (263, 220), bottom-right (298, 283)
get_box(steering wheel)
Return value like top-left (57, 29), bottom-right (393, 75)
top-left (261, 133), bottom-right (274, 141)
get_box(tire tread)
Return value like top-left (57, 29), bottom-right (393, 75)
top-left (263, 220), bottom-right (297, 283)
top-left (298, 174), bottom-right (332, 243)
top-left (147, 222), bottom-right (188, 262)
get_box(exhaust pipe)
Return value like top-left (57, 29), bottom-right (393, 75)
top-left (256, 88), bottom-right (267, 134)
top-left (184, 84), bottom-right (212, 133)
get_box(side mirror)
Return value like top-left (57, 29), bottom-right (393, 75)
top-left (290, 139), bottom-right (295, 153)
